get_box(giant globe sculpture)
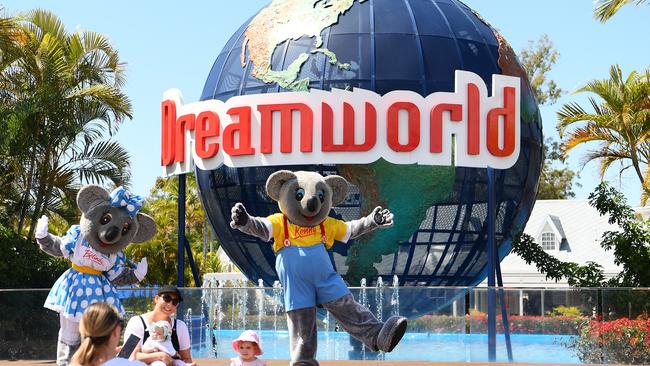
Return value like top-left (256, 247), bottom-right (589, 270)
top-left (196, 0), bottom-right (542, 315)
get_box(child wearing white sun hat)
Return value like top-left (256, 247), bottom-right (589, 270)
top-left (230, 330), bottom-right (266, 366)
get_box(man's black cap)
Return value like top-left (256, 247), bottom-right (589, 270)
top-left (157, 285), bottom-right (183, 302)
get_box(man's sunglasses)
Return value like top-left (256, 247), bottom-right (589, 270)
top-left (161, 293), bottom-right (181, 306)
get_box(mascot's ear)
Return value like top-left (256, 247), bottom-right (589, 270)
top-left (77, 185), bottom-right (110, 213)
top-left (266, 170), bottom-right (297, 201)
top-left (324, 175), bottom-right (349, 206)
top-left (132, 213), bottom-right (156, 243)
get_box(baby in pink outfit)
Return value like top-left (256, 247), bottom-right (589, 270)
top-left (230, 330), bottom-right (266, 366)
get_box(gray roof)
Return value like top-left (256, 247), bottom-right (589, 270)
top-left (548, 215), bottom-right (566, 239)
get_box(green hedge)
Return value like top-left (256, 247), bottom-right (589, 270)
top-left (0, 291), bottom-right (59, 359)
top-left (0, 225), bottom-right (69, 359)
top-left (0, 225), bottom-right (68, 288)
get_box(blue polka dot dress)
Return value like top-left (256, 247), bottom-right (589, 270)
top-left (44, 225), bottom-right (127, 322)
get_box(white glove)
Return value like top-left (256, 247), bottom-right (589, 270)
top-left (35, 215), bottom-right (50, 239)
top-left (371, 206), bottom-right (394, 227)
top-left (134, 257), bottom-right (148, 281)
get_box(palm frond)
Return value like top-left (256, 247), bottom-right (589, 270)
top-left (67, 84), bottom-right (133, 120)
top-left (19, 9), bottom-right (67, 46)
top-left (69, 139), bottom-right (132, 186)
top-left (561, 124), bottom-right (622, 155)
top-left (0, 12), bottom-right (20, 59)
top-left (69, 30), bottom-right (125, 88)
top-left (594, 0), bottom-right (647, 22)
top-left (37, 32), bottom-right (69, 78)
top-left (588, 96), bottom-right (608, 117)
top-left (557, 102), bottom-right (592, 136)
top-left (580, 148), bottom-right (631, 176)
top-left (578, 79), bottom-right (625, 113)
top-left (640, 162), bottom-right (650, 206)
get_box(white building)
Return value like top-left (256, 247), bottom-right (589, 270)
top-left (471, 199), bottom-right (631, 316)
top-left (483, 199), bottom-right (623, 288)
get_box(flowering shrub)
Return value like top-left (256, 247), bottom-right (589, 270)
top-left (567, 317), bottom-right (650, 364)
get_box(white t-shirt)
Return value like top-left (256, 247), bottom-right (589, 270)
top-left (123, 315), bottom-right (191, 351)
top-left (101, 358), bottom-right (147, 366)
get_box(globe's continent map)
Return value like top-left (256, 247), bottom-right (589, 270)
top-left (230, 0), bottom-right (537, 286)
top-left (242, 0), bottom-right (365, 91)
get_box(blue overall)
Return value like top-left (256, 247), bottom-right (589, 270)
top-left (275, 243), bottom-right (350, 311)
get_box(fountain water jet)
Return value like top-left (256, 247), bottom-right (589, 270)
top-left (375, 277), bottom-right (385, 360)
top-left (257, 279), bottom-right (265, 331)
top-left (185, 308), bottom-right (192, 346)
top-left (272, 280), bottom-right (283, 354)
top-left (237, 279), bottom-right (249, 329)
top-left (360, 278), bottom-right (368, 360)
top-left (391, 275), bottom-right (400, 317)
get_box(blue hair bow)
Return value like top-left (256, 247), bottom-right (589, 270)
top-left (109, 186), bottom-right (144, 218)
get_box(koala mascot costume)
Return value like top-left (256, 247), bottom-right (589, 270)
top-left (231, 170), bottom-right (407, 365)
top-left (35, 185), bottom-right (156, 366)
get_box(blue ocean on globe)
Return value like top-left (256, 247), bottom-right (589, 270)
top-left (196, 0), bottom-right (542, 316)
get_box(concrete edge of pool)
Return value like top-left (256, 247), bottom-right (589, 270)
top-left (0, 360), bottom-right (609, 366)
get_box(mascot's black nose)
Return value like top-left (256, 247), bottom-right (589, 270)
top-left (104, 225), bottom-right (120, 242)
top-left (306, 196), bottom-right (319, 213)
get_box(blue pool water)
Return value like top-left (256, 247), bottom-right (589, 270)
top-left (193, 330), bottom-right (580, 363)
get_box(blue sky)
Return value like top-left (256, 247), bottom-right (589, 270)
top-left (5, 1), bottom-right (650, 205)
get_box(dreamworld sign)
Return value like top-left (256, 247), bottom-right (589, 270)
top-left (161, 70), bottom-right (520, 177)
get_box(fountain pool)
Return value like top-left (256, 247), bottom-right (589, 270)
top-left (193, 330), bottom-right (579, 364)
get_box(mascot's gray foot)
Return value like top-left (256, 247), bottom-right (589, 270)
top-left (377, 316), bottom-right (407, 352)
top-left (56, 341), bottom-right (79, 366)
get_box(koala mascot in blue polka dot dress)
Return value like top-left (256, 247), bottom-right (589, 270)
top-left (35, 185), bottom-right (156, 366)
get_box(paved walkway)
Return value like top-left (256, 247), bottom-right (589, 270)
top-left (0, 360), bottom-right (595, 366)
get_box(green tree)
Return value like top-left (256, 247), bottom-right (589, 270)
top-left (520, 34), bottom-right (563, 105)
top-left (0, 11), bottom-right (25, 223)
top-left (518, 35), bottom-right (579, 199)
top-left (537, 138), bottom-right (581, 199)
top-left (557, 65), bottom-right (650, 204)
top-left (512, 233), bottom-right (606, 287)
top-left (594, 0), bottom-right (648, 22)
top-left (126, 174), bottom-right (221, 287)
top-left (589, 182), bottom-right (650, 286)
top-left (0, 223), bottom-right (68, 288)
top-left (0, 9), bottom-right (133, 238)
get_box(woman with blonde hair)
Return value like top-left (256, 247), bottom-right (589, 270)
top-left (71, 302), bottom-right (145, 366)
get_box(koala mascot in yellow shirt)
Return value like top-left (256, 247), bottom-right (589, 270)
top-left (230, 170), bottom-right (407, 365)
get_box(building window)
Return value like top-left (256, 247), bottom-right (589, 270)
top-left (541, 232), bottom-right (556, 250)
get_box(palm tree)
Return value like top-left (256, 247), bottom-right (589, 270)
top-left (126, 175), bottom-right (220, 286)
top-left (594, 0), bottom-right (648, 22)
top-left (557, 65), bottom-right (650, 203)
top-left (0, 9), bottom-right (133, 237)
top-left (0, 11), bottom-right (32, 223)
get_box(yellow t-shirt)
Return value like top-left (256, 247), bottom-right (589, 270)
top-left (267, 213), bottom-right (350, 253)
